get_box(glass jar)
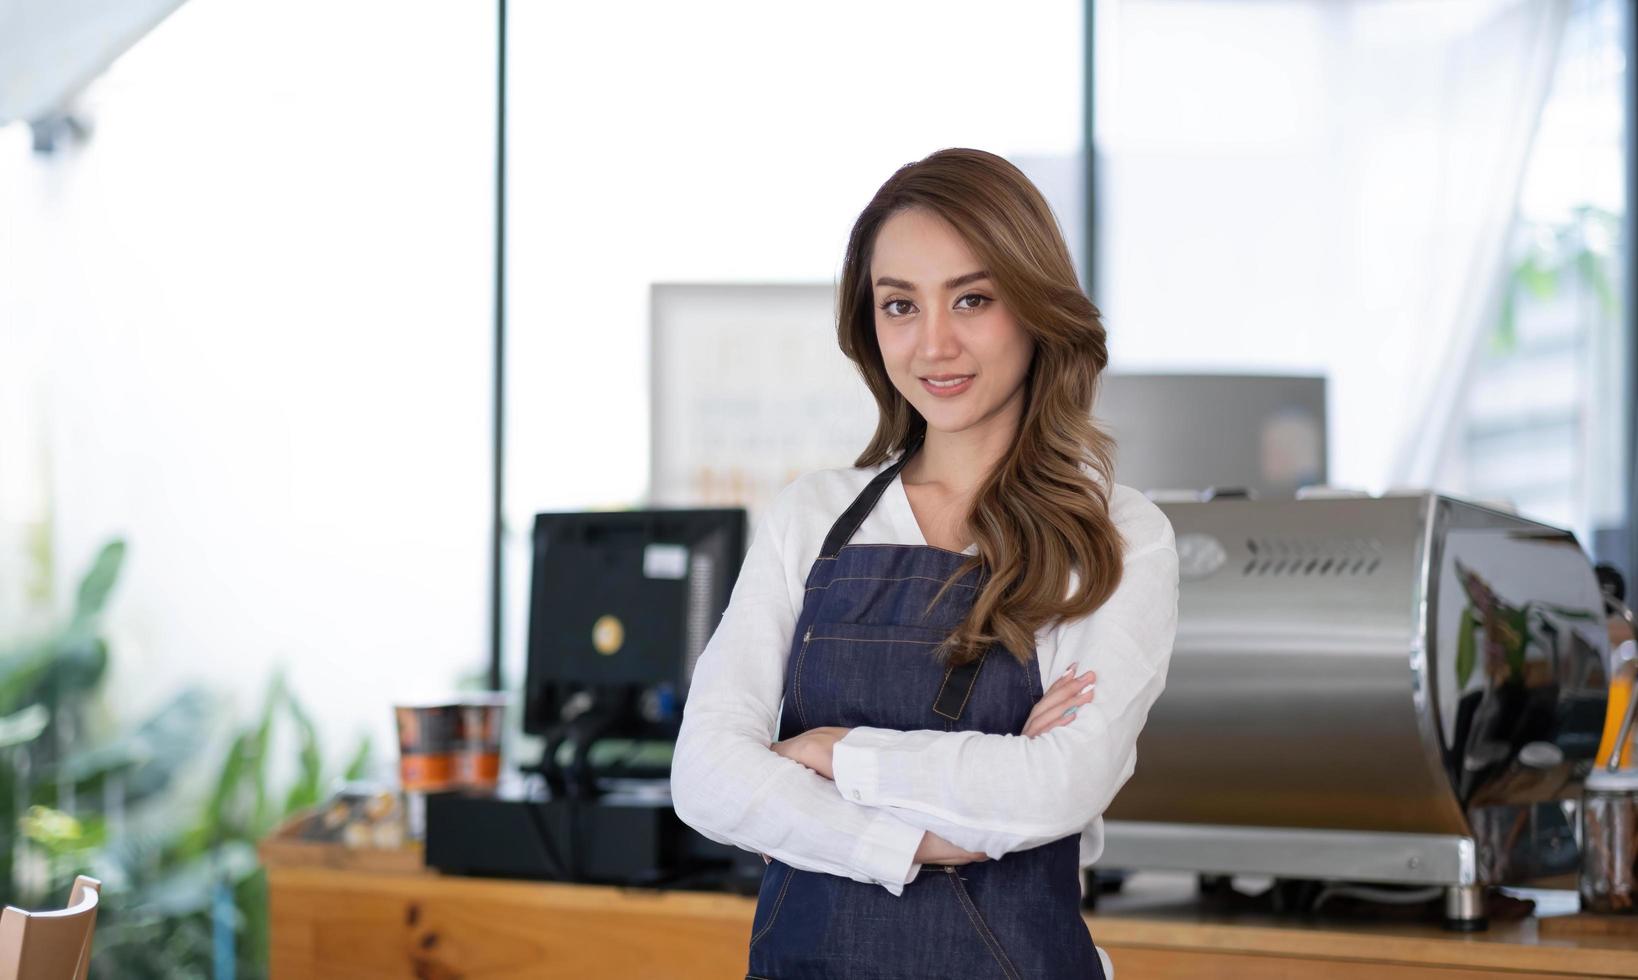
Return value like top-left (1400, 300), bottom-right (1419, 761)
top-left (1582, 768), bottom-right (1638, 913)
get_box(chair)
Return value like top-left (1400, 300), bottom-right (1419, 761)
top-left (0, 876), bottom-right (101, 980)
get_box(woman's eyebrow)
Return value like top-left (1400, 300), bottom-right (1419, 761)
top-left (873, 270), bottom-right (991, 291)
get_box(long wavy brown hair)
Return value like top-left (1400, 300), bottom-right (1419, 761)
top-left (836, 148), bottom-right (1124, 667)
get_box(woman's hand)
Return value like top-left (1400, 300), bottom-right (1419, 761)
top-left (915, 831), bottom-right (988, 866)
top-left (1022, 663), bottom-right (1097, 738)
top-left (770, 726), bottom-right (850, 780)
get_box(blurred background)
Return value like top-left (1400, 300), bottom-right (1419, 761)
top-left (0, 0), bottom-right (1630, 974)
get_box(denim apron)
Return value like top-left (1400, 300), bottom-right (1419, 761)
top-left (747, 446), bottom-right (1104, 980)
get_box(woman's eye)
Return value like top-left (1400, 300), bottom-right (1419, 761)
top-left (880, 299), bottom-right (915, 317)
top-left (956, 293), bottom-right (990, 310)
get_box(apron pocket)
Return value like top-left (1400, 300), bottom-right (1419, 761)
top-left (792, 622), bottom-right (952, 732)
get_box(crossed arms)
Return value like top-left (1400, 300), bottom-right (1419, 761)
top-left (669, 510), bottom-right (1178, 895)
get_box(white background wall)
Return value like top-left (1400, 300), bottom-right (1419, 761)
top-left (0, 0), bottom-right (496, 764)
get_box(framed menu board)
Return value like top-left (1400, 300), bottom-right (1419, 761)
top-left (649, 283), bottom-right (877, 521)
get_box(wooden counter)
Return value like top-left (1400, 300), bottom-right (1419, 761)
top-left (1087, 874), bottom-right (1638, 979)
top-left (262, 843), bottom-right (1638, 978)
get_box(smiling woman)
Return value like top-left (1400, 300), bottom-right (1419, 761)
top-left (670, 148), bottom-right (1180, 980)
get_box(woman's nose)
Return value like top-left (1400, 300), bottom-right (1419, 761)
top-left (917, 306), bottom-right (960, 360)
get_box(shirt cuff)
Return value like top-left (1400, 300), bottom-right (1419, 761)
top-left (848, 807), bottom-right (923, 894)
top-left (832, 728), bottom-right (887, 806)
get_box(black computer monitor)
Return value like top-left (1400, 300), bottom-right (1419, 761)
top-left (523, 508), bottom-right (746, 738)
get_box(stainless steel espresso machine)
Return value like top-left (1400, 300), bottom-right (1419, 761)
top-left (1099, 492), bottom-right (1610, 929)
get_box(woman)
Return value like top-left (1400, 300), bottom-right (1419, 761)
top-left (670, 147), bottom-right (1179, 979)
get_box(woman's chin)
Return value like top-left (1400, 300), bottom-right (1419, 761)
top-left (917, 407), bottom-right (986, 437)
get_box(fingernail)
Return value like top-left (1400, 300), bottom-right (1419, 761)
top-left (1063, 662), bottom-right (1078, 676)
top-left (1061, 706), bottom-right (1079, 718)
top-left (1080, 683), bottom-right (1095, 694)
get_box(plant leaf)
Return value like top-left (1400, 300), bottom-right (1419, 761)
top-left (280, 689), bottom-right (323, 816)
top-left (1456, 607), bottom-right (1478, 689)
top-left (0, 705), bottom-right (49, 749)
top-left (343, 735), bottom-right (372, 782)
top-left (45, 634), bottom-right (108, 699)
top-left (1517, 254), bottom-right (1557, 300)
top-left (247, 672), bottom-right (285, 839)
top-left (71, 540), bottom-right (125, 627)
top-left (190, 732), bottom-right (253, 853)
top-left (53, 687), bottom-right (213, 801)
top-left (0, 642), bottom-right (56, 716)
top-left (1502, 604), bottom-right (1528, 677)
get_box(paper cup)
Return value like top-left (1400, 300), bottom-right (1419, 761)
top-left (454, 692), bottom-right (508, 791)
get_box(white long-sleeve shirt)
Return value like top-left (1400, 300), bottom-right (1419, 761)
top-left (670, 459), bottom-right (1179, 896)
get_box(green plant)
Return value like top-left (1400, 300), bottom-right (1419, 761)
top-left (0, 539), bottom-right (126, 900)
top-left (1493, 204), bottom-right (1620, 355)
top-left (0, 541), bottom-right (371, 978)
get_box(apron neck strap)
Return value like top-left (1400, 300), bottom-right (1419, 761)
top-left (818, 434), bottom-right (923, 559)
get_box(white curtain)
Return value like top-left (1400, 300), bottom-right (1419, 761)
top-left (1097, 0), bottom-right (1569, 492)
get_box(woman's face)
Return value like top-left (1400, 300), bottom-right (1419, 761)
top-left (870, 207), bottom-right (1034, 442)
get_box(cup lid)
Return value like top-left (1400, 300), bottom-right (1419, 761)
top-left (457, 691), bottom-right (510, 707)
top-left (1586, 767), bottom-right (1638, 792)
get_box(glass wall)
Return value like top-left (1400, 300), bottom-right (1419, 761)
top-left (1093, 0), bottom-right (1629, 566)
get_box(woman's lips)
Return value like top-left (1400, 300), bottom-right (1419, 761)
top-left (920, 374), bottom-right (974, 397)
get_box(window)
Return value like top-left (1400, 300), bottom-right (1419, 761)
top-left (1094, 0), bottom-right (1629, 564)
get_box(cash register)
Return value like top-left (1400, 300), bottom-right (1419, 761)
top-left (425, 507), bottom-right (760, 889)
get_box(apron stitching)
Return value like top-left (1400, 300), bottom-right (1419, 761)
top-left (747, 865), bottom-right (796, 949)
top-left (805, 576), bottom-right (978, 593)
top-left (931, 663), bottom-right (961, 720)
top-left (791, 627), bottom-right (815, 730)
top-left (808, 635), bottom-right (941, 646)
top-left (942, 868), bottom-right (1024, 980)
top-left (954, 651), bottom-right (988, 718)
top-left (824, 575), bottom-right (979, 587)
top-left (1027, 660), bottom-right (1045, 701)
top-left (837, 541), bottom-right (974, 559)
top-left (932, 650), bottom-right (990, 721)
